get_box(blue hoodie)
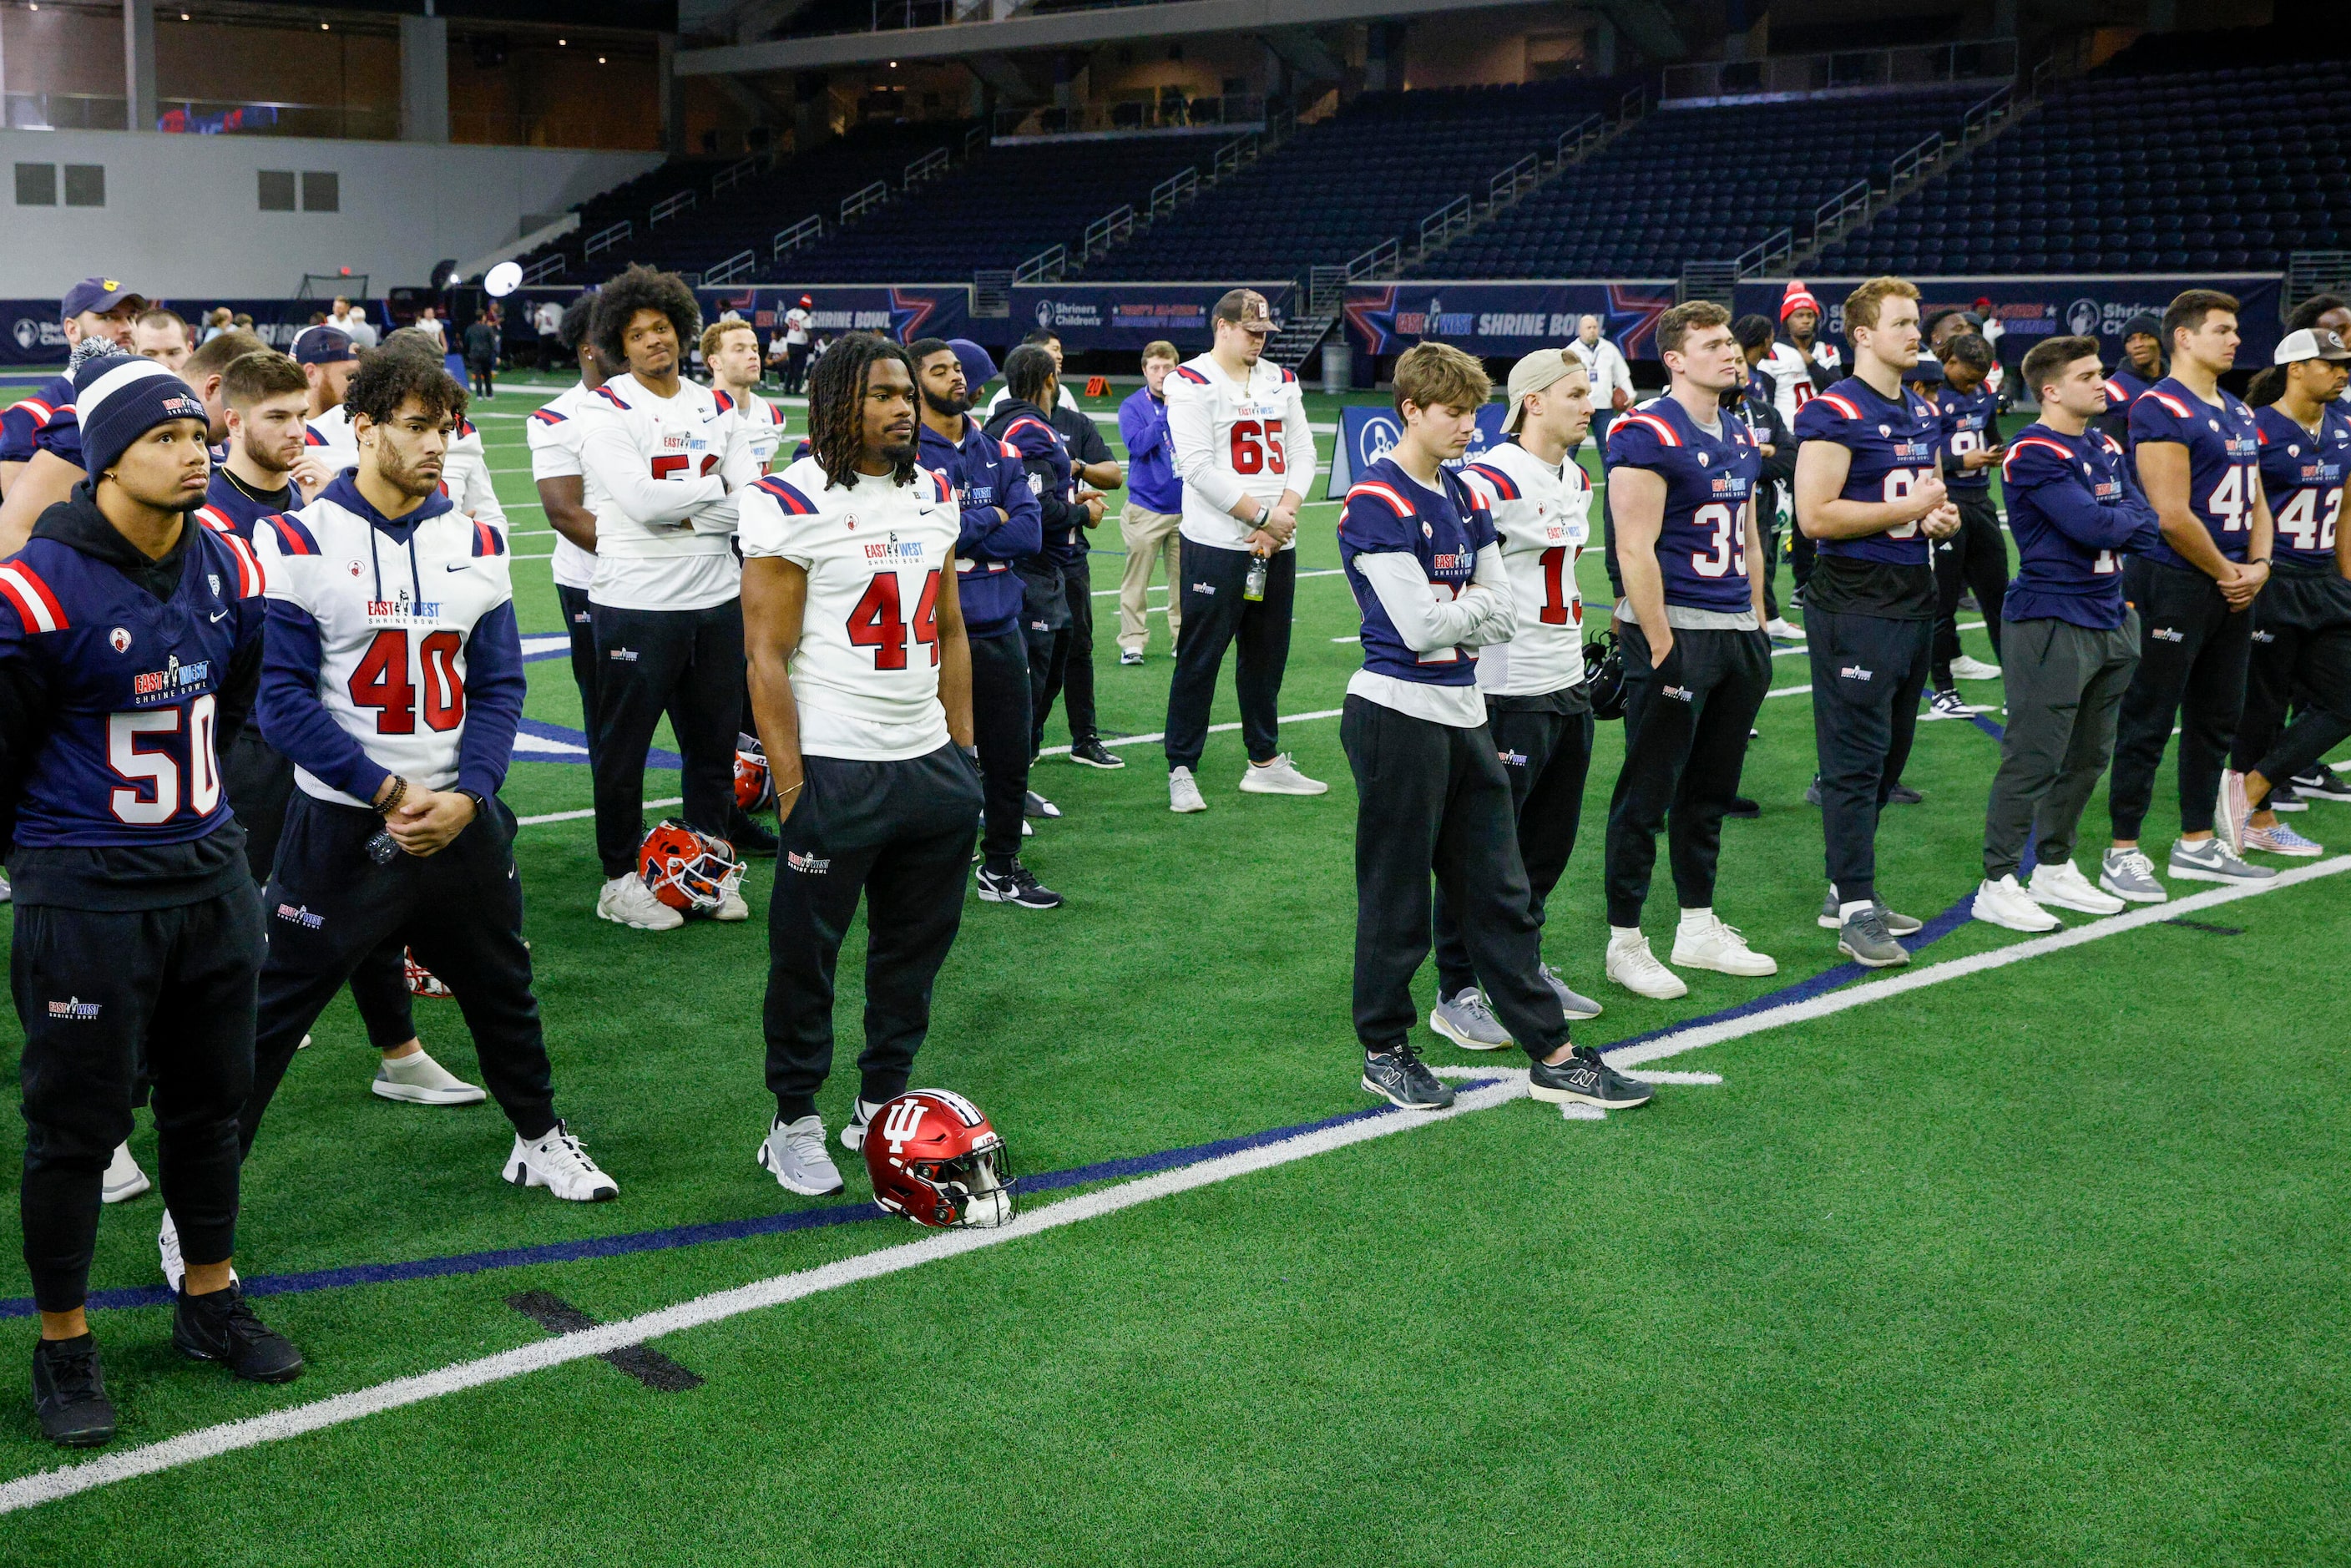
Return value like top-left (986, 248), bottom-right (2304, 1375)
top-left (918, 415), bottom-right (1041, 636)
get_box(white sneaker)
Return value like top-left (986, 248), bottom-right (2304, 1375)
top-left (839, 1099), bottom-right (882, 1152)
top-left (1762, 616), bottom-right (1802, 644)
top-left (2216, 769), bottom-right (2252, 856)
top-left (1670, 913), bottom-right (1777, 976)
top-left (597, 873), bottom-right (683, 931)
top-left (1119, 649), bottom-right (1145, 665)
top-left (372, 1047), bottom-right (489, 1106)
top-left (155, 1211), bottom-right (237, 1294)
top-left (1605, 932), bottom-right (1688, 999)
top-left (1949, 654), bottom-right (2003, 680)
top-left (2028, 859), bottom-right (2125, 915)
top-left (101, 1142), bottom-right (149, 1204)
top-left (0, 871), bottom-right (11, 903)
top-left (1237, 753), bottom-right (1328, 795)
top-left (1974, 874), bottom-right (2060, 931)
top-left (1168, 766), bottom-right (1207, 813)
top-left (1924, 689), bottom-right (1990, 721)
top-left (503, 1121), bottom-right (619, 1201)
top-left (715, 884), bottom-right (750, 922)
top-left (756, 1114), bottom-right (844, 1196)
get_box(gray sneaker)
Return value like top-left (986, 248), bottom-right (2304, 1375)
top-left (2098, 846), bottom-right (2169, 903)
top-left (2167, 836), bottom-right (2276, 885)
top-left (756, 1114), bottom-right (845, 1196)
top-left (1540, 962), bottom-right (1604, 1020)
top-left (1837, 904), bottom-right (1911, 968)
top-left (1168, 766), bottom-right (1206, 814)
top-left (1817, 889), bottom-right (1923, 934)
top-left (1428, 988), bottom-right (1512, 1050)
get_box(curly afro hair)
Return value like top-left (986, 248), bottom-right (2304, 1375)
top-left (345, 343), bottom-right (468, 429)
top-left (593, 264), bottom-right (700, 371)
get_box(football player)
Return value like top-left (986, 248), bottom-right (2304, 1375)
top-left (287, 325), bottom-right (361, 501)
top-left (529, 293), bottom-right (621, 776)
top-left (1924, 331), bottom-right (2010, 719)
top-left (1792, 276), bottom-right (1960, 967)
top-left (738, 334), bottom-right (984, 1194)
top-left (1971, 336), bottom-right (2159, 932)
top-left (1425, 347), bottom-right (1608, 1051)
top-left (2, 356), bottom-right (301, 1448)
top-left (702, 316), bottom-right (789, 472)
top-left (0, 277), bottom-right (142, 503)
top-left (2102, 289), bottom-right (2278, 896)
top-left (1602, 301), bottom-right (1777, 999)
top-left (243, 347), bottom-right (617, 1207)
top-left (2097, 311), bottom-right (2166, 449)
top-left (1160, 289), bottom-right (1324, 810)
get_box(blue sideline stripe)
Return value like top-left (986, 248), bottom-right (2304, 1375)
top-left (0, 1090), bottom-right (1508, 1320)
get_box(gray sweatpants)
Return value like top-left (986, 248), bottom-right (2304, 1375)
top-left (1982, 614), bottom-right (2141, 880)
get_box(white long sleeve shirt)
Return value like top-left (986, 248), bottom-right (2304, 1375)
top-left (1164, 354), bottom-right (1318, 551)
top-left (527, 381), bottom-right (601, 591)
top-left (1459, 439), bottom-right (1590, 697)
top-left (1347, 546), bottom-right (1514, 726)
top-left (578, 372), bottom-right (757, 612)
top-left (1569, 337), bottom-right (1634, 410)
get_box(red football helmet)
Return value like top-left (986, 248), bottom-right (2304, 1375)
top-left (863, 1089), bottom-right (1014, 1229)
top-left (637, 820), bottom-right (741, 915)
top-left (733, 732), bottom-right (773, 812)
top-left (403, 948), bottom-right (453, 999)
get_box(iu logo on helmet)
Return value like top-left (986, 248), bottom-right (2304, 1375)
top-left (881, 1096), bottom-right (928, 1155)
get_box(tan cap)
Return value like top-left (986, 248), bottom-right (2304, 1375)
top-left (2274, 326), bottom-right (2351, 365)
top-left (1213, 288), bottom-right (1276, 334)
top-left (1503, 347), bottom-right (1582, 432)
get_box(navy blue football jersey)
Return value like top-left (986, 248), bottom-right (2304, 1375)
top-left (2255, 402), bottom-right (2350, 571)
top-left (993, 408), bottom-right (1079, 565)
top-left (1791, 377), bottom-right (1944, 569)
top-left (0, 374), bottom-right (70, 465)
top-left (193, 468), bottom-right (299, 543)
top-left (1338, 458), bottom-right (1496, 687)
top-left (2000, 425), bottom-right (2161, 630)
top-left (1935, 382), bottom-right (2001, 494)
top-left (2128, 379), bottom-right (2263, 571)
top-left (1605, 396), bottom-right (1761, 614)
top-left (0, 525), bottom-right (268, 847)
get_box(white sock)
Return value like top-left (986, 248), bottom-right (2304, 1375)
top-left (1608, 924), bottom-right (1643, 945)
top-left (1678, 907), bottom-right (1713, 929)
top-left (1838, 899), bottom-right (1872, 919)
top-left (855, 1099), bottom-right (882, 1126)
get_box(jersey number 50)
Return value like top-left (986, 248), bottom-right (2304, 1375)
top-left (109, 695), bottom-right (220, 825)
top-left (847, 569), bottom-right (943, 669)
top-left (1229, 419), bottom-right (1287, 475)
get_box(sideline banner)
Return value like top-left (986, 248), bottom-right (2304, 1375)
top-left (1324, 402), bottom-right (1511, 499)
top-left (1006, 282), bottom-right (1297, 353)
top-left (0, 297), bottom-right (393, 367)
top-left (506, 284), bottom-right (973, 349)
top-left (1342, 281), bottom-right (1677, 361)
top-left (1733, 275), bottom-right (2287, 367)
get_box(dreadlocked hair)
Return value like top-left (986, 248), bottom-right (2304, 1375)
top-left (806, 332), bottom-right (916, 490)
top-left (592, 264), bottom-right (700, 369)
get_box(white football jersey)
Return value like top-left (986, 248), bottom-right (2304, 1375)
top-left (1459, 441), bottom-right (1590, 697)
top-left (578, 372), bottom-right (756, 612)
top-left (443, 417), bottom-right (505, 531)
top-left (720, 387), bottom-right (789, 473)
top-left (1757, 341), bottom-right (1819, 429)
top-left (255, 484), bottom-right (517, 807)
top-left (737, 454), bottom-right (961, 761)
top-left (1163, 354), bottom-right (1318, 551)
top-left (528, 381), bottom-right (600, 590)
top-left (304, 404), bottom-right (357, 472)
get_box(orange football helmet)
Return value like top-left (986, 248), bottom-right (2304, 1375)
top-left (637, 820), bottom-right (741, 915)
top-left (733, 732), bottom-right (774, 812)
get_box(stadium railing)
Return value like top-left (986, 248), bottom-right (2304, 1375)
top-left (1150, 167), bottom-right (1198, 219)
top-left (772, 215), bottom-right (825, 259)
top-left (705, 250), bottom-right (757, 286)
top-left (584, 220), bottom-right (634, 260)
top-left (1082, 205), bottom-right (1136, 259)
top-left (1661, 38), bottom-right (2019, 103)
top-left (649, 189), bottom-right (698, 228)
top-left (1014, 245), bottom-right (1068, 284)
top-left (841, 180), bottom-right (890, 224)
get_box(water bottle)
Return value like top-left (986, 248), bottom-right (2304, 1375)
top-left (1243, 553), bottom-right (1268, 603)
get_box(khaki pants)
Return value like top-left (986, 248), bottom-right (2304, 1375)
top-left (1117, 501), bottom-right (1183, 655)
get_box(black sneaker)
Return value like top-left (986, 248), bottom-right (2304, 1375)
top-left (2292, 763), bottom-right (2351, 802)
top-left (1068, 736), bottom-right (1125, 770)
top-left (975, 861), bottom-right (1064, 909)
top-left (1529, 1045), bottom-right (1656, 1110)
top-left (1887, 782), bottom-right (1924, 805)
top-left (1725, 796), bottom-right (1760, 819)
top-left (32, 1334), bottom-right (115, 1449)
top-left (1803, 774), bottom-right (1823, 807)
top-left (1361, 1043), bottom-right (1454, 1110)
top-left (728, 809), bottom-right (779, 858)
top-left (1023, 789), bottom-right (1062, 819)
top-left (173, 1283), bottom-right (305, 1383)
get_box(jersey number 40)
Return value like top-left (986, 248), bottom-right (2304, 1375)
top-left (847, 569), bottom-right (942, 669)
top-left (351, 629), bottom-right (467, 733)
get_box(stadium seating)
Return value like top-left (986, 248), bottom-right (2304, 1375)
top-left (1433, 85), bottom-right (1991, 280)
top-left (1816, 57), bottom-right (2350, 276)
top-left (511, 159), bottom-right (736, 285)
top-left (1082, 78), bottom-right (1621, 282)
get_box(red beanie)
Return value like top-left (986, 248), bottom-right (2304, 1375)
top-left (1780, 281), bottom-right (1821, 321)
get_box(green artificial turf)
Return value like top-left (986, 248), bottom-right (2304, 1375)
top-left (0, 374), bottom-right (2342, 1564)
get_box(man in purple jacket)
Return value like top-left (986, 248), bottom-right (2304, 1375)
top-left (1115, 341), bottom-right (1185, 664)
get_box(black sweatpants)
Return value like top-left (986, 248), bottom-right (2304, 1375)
top-left (1432, 701), bottom-right (1593, 997)
top-left (2233, 568), bottom-right (2351, 803)
top-left (783, 343), bottom-right (811, 396)
top-left (245, 795), bottom-right (558, 1154)
top-left (1605, 621), bottom-right (1771, 926)
top-left (2109, 558), bottom-right (2252, 840)
top-left (557, 584), bottom-right (604, 776)
top-left (1932, 492), bottom-right (2009, 687)
top-left (590, 598), bottom-right (745, 878)
top-left (225, 731), bottom-right (417, 1050)
top-left (1028, 554), bottom-right (1099, 750)
top-left (16, 884), bottom-right (263, 1311)
top-left (1165, 540), bottom-right (1293, 772)
top-left (1806, 607), bottom-right (1934, 903)
top-left (1341, 695), bottom-right (1568, 1062)
top-left (765, 745), bottom-right (983, 1121)
top-left (969, 623), bottom-right (1034, 868)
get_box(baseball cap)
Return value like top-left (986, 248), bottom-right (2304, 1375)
top-left (2273, 326), bottom-right (2351, 365)
top-left (61, 277), bottom-right (146, 321)
top-left (1502, 347), bottom-right (1580, 433)
top-left (292, 325), bottom-right (356, 365)
top-left (1213, 289), bottom-right (1275, 334)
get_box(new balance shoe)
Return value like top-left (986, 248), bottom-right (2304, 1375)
top-left (1023, 789), bottom-right (1062, 819)
top-left (1168, 766), bottom-right (1207, 813)
top-left (756, 1114), bottom-right (844, 1196)
top-left (1068, 736), bottom-right (1125, 769)
top-left (2246, 821), bottom-right (2324, 857)
top-left (1540, 963), bottom-right (1604, 1020)
top-left (976, 860), bottom-right (1065, 908)
top-left (2267, 781), bottom-right (2307, 812)
top-left (1816, 889), bottom-right (1922, 933)
top-left (2216, 769), bottom-right (2252, 856)
top-left (1671, 913), bottom-right (1777, 976)
top-left (2167, 836), bottom-right (2275, 884)
top-left (1360, 1043), bottom-right (1454, 1110)
top-left (2098, 847), bottom-right (2168, 903)
top-left (1973, 875), bottom-right (2060, 932)
top-left (32, 1335), bottom-right (115, 1449)
top-left (1238, 754), bottom-right (1328, 795)
top-left (1529, 1046), bottom-right (1656, 1110)
top-left (1925, 688), bottom-right (1989, 721)
top-left (1428, 988), bottom-right (1511, 1050)
top-left (1118, 649), bottom-right (1145, 665)
top-left (1605, 932), bottom-right (1688, 999)
top-left (172, 1283), bottom-right (304, 1383)
top-left (503, 1121), bottom-right (619, 1201)
top-left (372, 1048), bottom-right (488, 1106)
top-left (100, 1141), bottom-right (149, 1204)
top-left (1949, 654), bottom-right (2003, 680)
top-left (596, 874), bottom-right (683, 931)
top-left (2291, 762), bottom-right (2351, 802)
top-left (1837, 904), bottom-right (1910, 968)
top-left (2029, 859), bottom-right (2125, 915)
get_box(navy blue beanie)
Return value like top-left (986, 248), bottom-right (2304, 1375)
top-left (73, 353), bottom-right (209, 479)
